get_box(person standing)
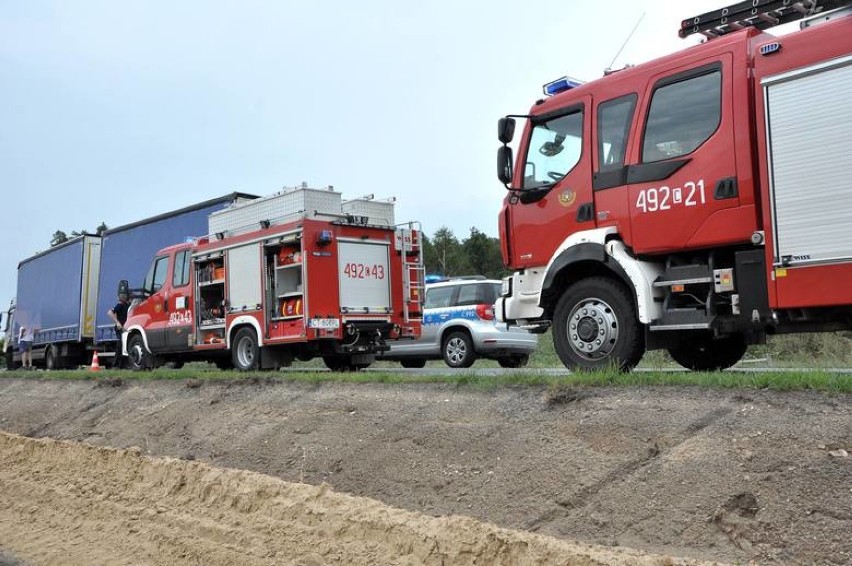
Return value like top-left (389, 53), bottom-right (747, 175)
top-left (18, 325), bottom-right (34, 369)
top-left (107, 292), bottom-right (130, 368)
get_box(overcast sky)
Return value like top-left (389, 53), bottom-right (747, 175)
top-left (2, 0), bottom-right (758, 305)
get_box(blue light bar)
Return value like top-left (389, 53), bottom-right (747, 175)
top-left (542, 76), bottom-right (584, 96)
top-left (759, 42), bottom-right (782, 56)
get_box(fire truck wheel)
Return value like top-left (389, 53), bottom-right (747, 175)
top-left (232, 328), bottom-right (260, 371)
top-left (400, 358), bottom-right (427, 369)
top-left (442, 331), bottom-right (477, 368)
top-left (127, 334), bottom-right (154, 371)
top-left (553, 277), bottom-right (644, 372)
top-left (667, 332), bottom-right (747, 371)
top-left (497, 354), bottom-right (530, 368)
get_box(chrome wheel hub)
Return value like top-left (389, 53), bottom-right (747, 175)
top-left (567, 298), bottom-right (619, 360)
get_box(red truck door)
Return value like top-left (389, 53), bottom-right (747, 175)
top-left (506, 94), bottom-right (594, 268)
top-left (624, 51), bottom-right (755, 254)
top-left (140, 249), bottom-right (193, 353)
top-left (141, 254), bottom-right (170, 351)
top-left (164, 249), bottom-right (193, 351)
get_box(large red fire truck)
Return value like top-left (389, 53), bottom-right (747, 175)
top-left (122, 188), bottom-right (423, 371)
top-left (495, 0), bottom-right (852, 370)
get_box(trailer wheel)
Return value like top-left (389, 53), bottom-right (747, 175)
top-left (667, 332), bottom-right (747, 371)
top-left (232, 328), bottom-right (259, 371)
top-left (498, 354), bottom-right (530, 368)
top-left (127, 334), bottom-right (154, 371)
top-left (552, 277), bottom-right (644, 372)
top-left (400, 358), bottom-right (427, 368)
top-left (442, 331), bottom-right (477, 368)
top-left (45, 345), bottom-right (64, 371)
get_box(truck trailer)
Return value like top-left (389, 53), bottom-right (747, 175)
top-left (495, 0), bottom-right (852, 371)
top-left (4, 193), bottom-right (256, 369)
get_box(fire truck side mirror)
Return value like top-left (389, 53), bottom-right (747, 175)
top-left (498, 117), bottom-right (515, 144)
top-left (497, 145), bottom-right (514, 186)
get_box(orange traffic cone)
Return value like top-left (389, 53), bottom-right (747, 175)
top-left (90, 351), bottom-right (102, 372)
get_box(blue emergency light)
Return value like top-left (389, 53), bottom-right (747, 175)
top-left (542, 76), bottom-right (584, 96)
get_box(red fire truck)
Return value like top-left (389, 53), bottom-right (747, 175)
top-left (495, 0), bottom-right (852, 371)
top-left (122, 190), bottom-right (423, 371)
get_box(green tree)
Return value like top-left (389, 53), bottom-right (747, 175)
top-left (96, 222), bottom-right (108, 235)
top-left (462, 227), bottom-right (505, 279)
top-left (427, 227), bottom-right (469, 276)
top-left (50, 230), bottom-right (69, 247)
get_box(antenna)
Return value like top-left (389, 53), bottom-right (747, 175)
top-left (607, 12), bottom-right (645, 71)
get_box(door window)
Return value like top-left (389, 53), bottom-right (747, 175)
top-left (425, 286), bottom-right (454, 309)
top-left (642, 69), bottom-right (721, 162)
top-left (173, 250), bottom-right (191, 287)
top-left (523, 108), bottom-right (584, 189)
top-left (597, 94), bottom-right (637, 170)
top-left (144, 256), bottom-right (170, 293)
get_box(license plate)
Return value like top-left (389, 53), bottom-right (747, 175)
top-left (308, 318), bottom-right (340, 329)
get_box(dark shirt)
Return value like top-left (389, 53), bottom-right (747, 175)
top-left (112, 301), bottom-right (130, 326)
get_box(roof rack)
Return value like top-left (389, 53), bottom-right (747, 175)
top-left (679, 0), bottom-right (852, 39)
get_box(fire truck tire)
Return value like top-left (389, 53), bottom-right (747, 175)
top-left (442, 331), bottom-right (477, 368)
top-left (552, 277), bottom-right (644, 372)
top-left (498, 354), bottom-right (530, 368)
top-left (400, 358), bottom-right (427, 369)
top-left (127, 334), bottom-right (154, 371)
top-left (214, 358), bottom-right (233, 370)
top-left (667, 333), bottom-right (747, 371)
top-left (232, 328), bottom-right (260, 371)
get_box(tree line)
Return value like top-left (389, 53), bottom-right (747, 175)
top-left (421, 227), bottom-right (506, 280)
top-left (50, 222), bottom-right (108, 247)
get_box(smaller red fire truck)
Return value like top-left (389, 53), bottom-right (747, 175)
top-left (122, 189), bottom-right (423, 371)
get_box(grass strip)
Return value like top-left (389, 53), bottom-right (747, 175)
top-left (3, 366), bottom-right (849, 393)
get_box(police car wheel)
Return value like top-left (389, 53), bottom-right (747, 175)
top-left (442, 331), bottom-right (477, 368)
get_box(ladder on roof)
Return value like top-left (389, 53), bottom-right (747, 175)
top-left (679, 0), bottom-right (852, 39)
top-left (395, 222), bottom-right (425, 324)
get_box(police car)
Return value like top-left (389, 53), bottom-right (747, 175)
top-left (380, 276), bottom-right (538, 368)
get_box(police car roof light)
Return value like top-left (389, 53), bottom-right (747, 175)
top-left (543, 76), bottom-right (584, 96)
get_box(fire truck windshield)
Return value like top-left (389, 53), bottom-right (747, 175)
top-left (523, 109), bottom-right (583, 189)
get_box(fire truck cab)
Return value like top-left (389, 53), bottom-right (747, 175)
top-left (496, 0), bottom-right (852, 370)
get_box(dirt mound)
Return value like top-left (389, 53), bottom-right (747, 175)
top-left (0, 377), bottom-right (848, 564)
top-left (0, 432), bottom-right (707, 565)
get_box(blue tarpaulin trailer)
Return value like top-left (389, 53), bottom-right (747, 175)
top-left (94, 193), bottom-right (256, 348)
top-left (11, 235), bottom-right (102, 369)
top-left (5, 193), bottom-right (256, 369)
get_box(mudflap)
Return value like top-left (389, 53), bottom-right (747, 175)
top-left (260, 346), bottom-right (294, 370)
top-left (348, 353), bottom-right (376, 366)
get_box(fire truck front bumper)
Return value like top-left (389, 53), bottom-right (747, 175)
top-left (496, 272), bottom-right (545, 326)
